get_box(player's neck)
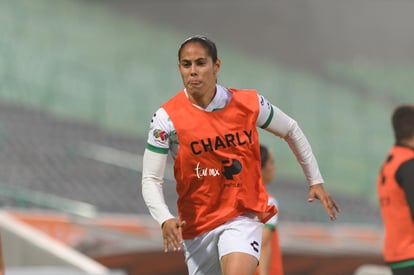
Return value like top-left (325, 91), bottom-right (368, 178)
top-left (398, 137), bottom-right (414, 149)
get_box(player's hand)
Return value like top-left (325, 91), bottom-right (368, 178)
top-left (308, 183), bottom-right (340, 221)
top-left (161, 218), bottom-right (186, 252)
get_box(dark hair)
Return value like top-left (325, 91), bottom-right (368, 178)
top-left (178, 35), bottom-right (218, 63)
top-left (260, 144), bottom-right (269, 169)
top-left (392, 104), bottom-right (414, 144)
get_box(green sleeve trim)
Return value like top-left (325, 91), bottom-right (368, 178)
top-left (264, 223), bottom-right (276, 231)
top-left (389, 259), bottom-right (414, 269)
top-left (260, 105), bottom-right (274, 129)
top-left (146, 143), bottom-right (169, 154)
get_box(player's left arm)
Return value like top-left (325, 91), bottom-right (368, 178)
top-left (256, 94), bottom-right (340, 220)
top-left (396, 158), bottom-right (414, 221)
top-left (256, 94), bottom-right (324, 185)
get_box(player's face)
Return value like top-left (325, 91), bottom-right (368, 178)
top-left (262, 152), bottom-right (276, 185)
top-left (178, 42), bottom-right (220, 105)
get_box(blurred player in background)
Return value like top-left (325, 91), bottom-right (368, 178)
top-left (141, 35), bottom-right (339, 275)
top-left (256, 144), bottom-right (284, 275)
top-left (378, 104), bottom-right (414, 275)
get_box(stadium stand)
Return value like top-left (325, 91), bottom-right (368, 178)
top-left (3, 0), bottom-right (413, 274)
top-left (0, 0), bottom-right (392, 211)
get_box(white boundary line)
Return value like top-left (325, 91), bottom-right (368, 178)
top-left (77, 142), bottom-right (175, 181)
top-left (0, 211), bottom-right (109, 274)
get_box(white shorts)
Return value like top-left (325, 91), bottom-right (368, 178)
top-left (183, 214), bottom-right (262, 275)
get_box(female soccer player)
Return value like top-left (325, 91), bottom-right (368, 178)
top-left (142, 35), bottom-right (339, 275)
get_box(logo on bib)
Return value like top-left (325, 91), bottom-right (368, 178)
top-left (222, 159), bottom-right (242, 180)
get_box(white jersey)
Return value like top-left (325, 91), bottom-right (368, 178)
top-left (142, 84), bottom-right (325, 226)
top-left (147, 84), bottom-right (273, 158)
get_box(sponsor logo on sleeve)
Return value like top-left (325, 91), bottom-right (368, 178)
top-left (153, 129), bottom-right (169, 142)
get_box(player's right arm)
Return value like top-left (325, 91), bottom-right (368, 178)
top-left (141, 108), bottom-right (185, 251)
top-left (142, 148), bottom-right (185, 251)
top-left (141, 108), bottom-right (175, 226)
top-left (142, 149), bottom-right (174, 225)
